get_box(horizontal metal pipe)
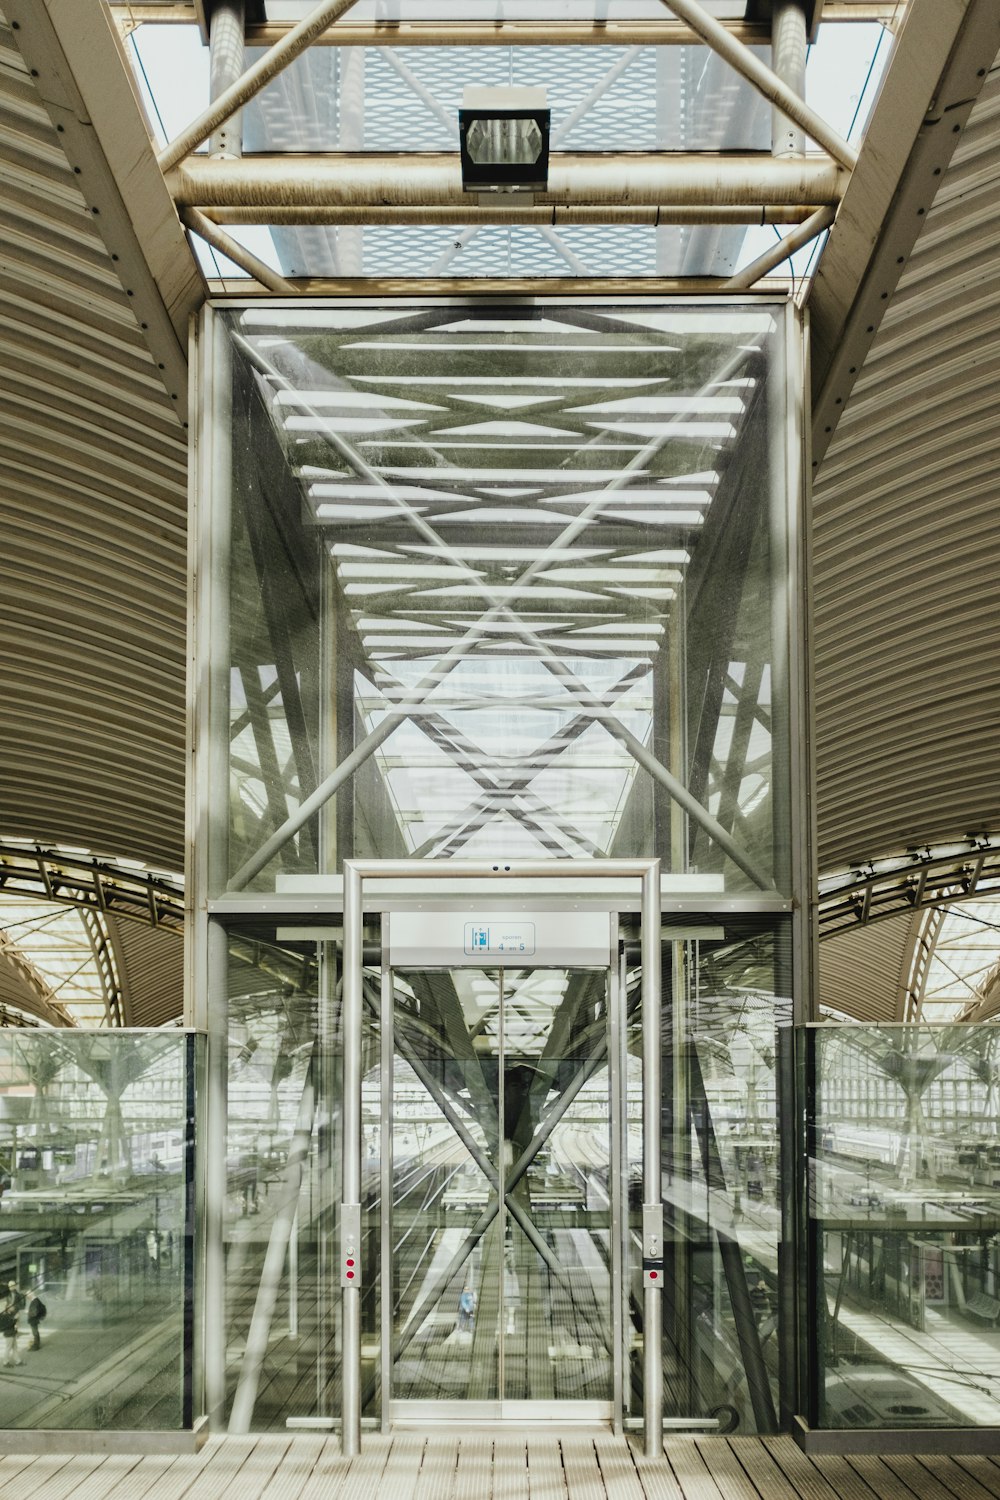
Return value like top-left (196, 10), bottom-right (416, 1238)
top-left (204, 275), bottom-right (791, 297)
top-left (234, 7), bottom-right (899, 45)
top-left (168, 153), bottom-right (846, 210)
top-left (659, 0), bottom-right (859, 172)
top-left (202, 203), bottom-right (818, 227)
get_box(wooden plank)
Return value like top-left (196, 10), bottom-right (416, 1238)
top-left (561, 1435), bottom-right (604, 1500)
top-left (138, 1436), bottom-right (249, 1500)
top-left (179, 1436), bottom-right (261, 1500)
top-left (594, 1435), bottom-right (644, 1500)
top-left (294, 1437), bottom-right (353, 1500)
top-left (918, 1455), bottom-right (1000, 1500)
top-left (338, 1435), bottom-right (393, 1500)
top-left (628, 1438), bottom-right (686, 1500)
top-left (375, 1435), bottom-right (426, 1500)
top-left (455, 1434), bottom-right (493, 1500)
top-left (213, 1438), bottom-right (294, 1500)
top-left (412, 1434), bottom-right (457, 1500)
top-left (951, 1457), bottom-right (1000, 1500)
top-left (82, 1454), bottom-right (179, 1500)
top-left (798, 1456), bottom-right (882, 1500)
top-left (492, 1436), bottom-right (528, 1500)
top-left (6, 1454), bottom-right (104, 1500)
top-left (255, 1435), bottom-right (326, 1500)
top-left (882, 1454), bottom-right (962, 1500)
top-left (663, 1439), bottom-right (725, 1500)
top-left (845, 1455), bottom-right (940, 1500)
top-left (760, 1437), bottom-right (845, 1500)
top-left (697, 1439), bottom-right (773, 1500)
top-left (48, 1454), bottom-right (145, 1500)
top-left (526, 1435), bottom-right (566, 1500)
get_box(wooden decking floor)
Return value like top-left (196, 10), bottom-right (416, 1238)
top-left (5, 1434), bottom-right (1000, 1500)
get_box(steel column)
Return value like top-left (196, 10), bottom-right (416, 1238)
top-left (208, 0), bottom-right (245, 158)
top-left (641, 862), bottom-right (663, 1458)
top-left (341, 861), bottom-right (363, 1456)
top-left (771, 1), bottom-right (809, 159)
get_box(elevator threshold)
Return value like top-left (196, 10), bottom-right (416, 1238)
top-left (391, 1401), bottom-right (613, 1427)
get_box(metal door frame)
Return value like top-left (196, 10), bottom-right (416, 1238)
top-left (341, 856), bottom-right (663, 1458)
top-left (381, 948), bottom-right (619, 1432)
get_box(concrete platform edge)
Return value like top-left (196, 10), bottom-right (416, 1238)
top-left (0, 1415), bottom-right (209, 1454)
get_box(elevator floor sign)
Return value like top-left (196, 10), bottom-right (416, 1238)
top-left (464, 922), bottom-right (536, 957)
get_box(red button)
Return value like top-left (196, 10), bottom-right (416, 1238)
top-left (346, 1258), bottom-right (355, 1267)
top-left (346, 1270), bottom-right (355, 1280)
top-left (649, 1271), bottom-right (658, 1280)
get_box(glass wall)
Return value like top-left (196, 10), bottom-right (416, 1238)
top-left (209, 302), bottom-right (795, 900)
top-left (806, 1024), bottom-right (1000, 1430)
top-left (222, 926), bottom-right (379, 1430)
top-left (626, 917), bottom-right (790, 1434)
top-left (0, 1031), bottom-right (198, 1431)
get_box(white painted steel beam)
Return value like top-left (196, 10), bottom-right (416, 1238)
top-left (168, 153), bottom-right (847, 213)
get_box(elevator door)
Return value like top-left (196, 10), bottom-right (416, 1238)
top-left (386, 965), bottom-right (619, 1422)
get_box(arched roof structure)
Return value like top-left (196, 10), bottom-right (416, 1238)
top-left (2, 0), bottom-right (1000, 1024)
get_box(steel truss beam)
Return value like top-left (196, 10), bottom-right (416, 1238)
top-left (0, 842), bottom-right (184, 931)
top-left (817, 836), bottom-right (1000, 938)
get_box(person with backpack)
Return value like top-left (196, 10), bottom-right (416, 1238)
top-left (26, 1292), bottom-right (45, 1351)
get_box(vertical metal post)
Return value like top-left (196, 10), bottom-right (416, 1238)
top-left (203, 919), bottom-right (229, 1428)
top-left (289, 1208), bottom-right (299, 1339)
top-left (608, 914), bottom-right (625, 1435)
top-left (379, 924), bottom-right (393, 1435)
top-left (187, 305), bottom-right (234, 1431)
top-left (641, 861), bottom-right (663, 1457)
top-left (771, 1), bottom-right (808, 158)
top-left (208, 1), bottom-right (246, 159)
top-left (341, 861), bottom-right (363, 1455)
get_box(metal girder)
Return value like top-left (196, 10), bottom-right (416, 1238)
top-left (809, 0), bottom-right (1000, 466)
top-left (112, 4), bottom-right (904, 38)
top-left (168, 153), bottom-right (847, 217)
top-left (0, 842), bottom-right (184, 931)
top-left (5, 0), bottom-right (202, 413)
top-left (817, 835), bottom-right (1000, 937)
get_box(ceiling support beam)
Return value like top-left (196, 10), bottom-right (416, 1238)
top-left (659, 0), bottom-right (858, 170)
top-left (808, 0), bottom-right (1000, 465)
top-left (168, 152), bottom-right (847, 216)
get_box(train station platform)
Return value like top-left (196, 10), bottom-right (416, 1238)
top-left (4, 1432), bottom-right (1000, 1500)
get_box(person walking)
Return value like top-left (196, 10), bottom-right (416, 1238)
top-left (26, 1291), bottom-right (45, 1351)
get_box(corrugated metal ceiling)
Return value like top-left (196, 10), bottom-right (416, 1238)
top-left (0, 5), bottom-right (190, 873)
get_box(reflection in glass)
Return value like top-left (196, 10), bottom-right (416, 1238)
top-left (390, 967), bottom-right (612, 1408)
top-left (809, 1024), bottom-right (1000, 1429)
top-left (221, 304), bottom-right (790, 898)
top-left (0, 1031), bottom-right (196, 1430)
top-left (627, 920), bottom-right (788, 1433)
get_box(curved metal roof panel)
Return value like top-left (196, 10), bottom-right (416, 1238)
top-left (812, 54), bottom-right (1000, 874)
